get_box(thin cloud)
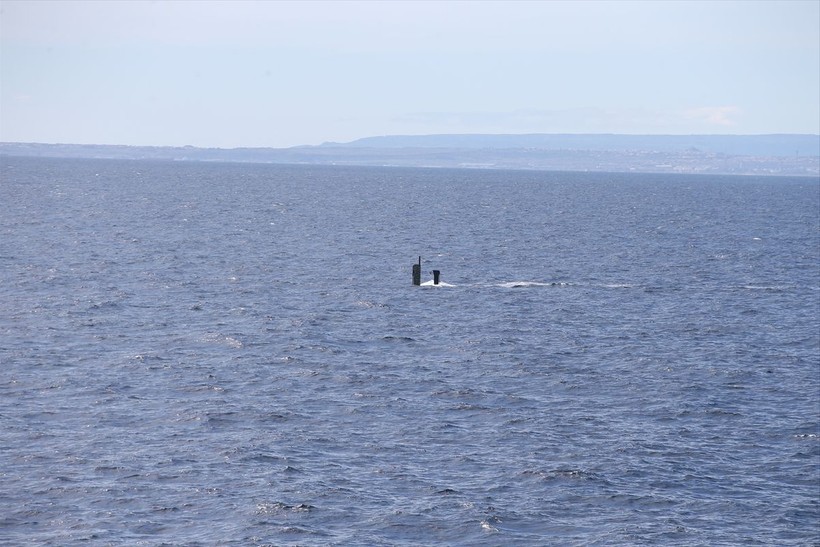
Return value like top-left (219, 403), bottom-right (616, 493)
top-left (683, 106), bottom-right (742, 127)
top-left (395, 107), bottom-right (747, 134)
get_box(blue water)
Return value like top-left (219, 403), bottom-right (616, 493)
top-left (1, 157), bottom-right (818, 545)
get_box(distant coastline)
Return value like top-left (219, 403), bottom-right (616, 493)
top-left (2, 134), bottom-right (818, 177)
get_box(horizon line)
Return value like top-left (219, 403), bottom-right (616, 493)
top-left (2, 132), bottom-right (820, 151)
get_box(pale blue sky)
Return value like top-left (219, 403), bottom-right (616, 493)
top-left (2, 0), bottom-right (818, 148)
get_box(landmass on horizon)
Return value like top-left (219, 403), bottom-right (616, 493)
top-left (2, 133), bottom-right (818, 177)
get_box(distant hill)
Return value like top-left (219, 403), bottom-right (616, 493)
top-left (328, 133), bottom-right (820, 157)
top-left (2, 134), bottom-right (818, 176)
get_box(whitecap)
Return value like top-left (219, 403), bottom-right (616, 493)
top-left (498, 281), bottom-right (567, 288)
top-left (202, 332), bottom-right (243, 348)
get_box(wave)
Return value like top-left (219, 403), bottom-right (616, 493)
top-left (739, 284), bottom-right (792, 291)
top-left (497, 281), bottom-right (570, 288)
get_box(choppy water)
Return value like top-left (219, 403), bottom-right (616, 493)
top-left (1, 157), bottom-right (818, 545)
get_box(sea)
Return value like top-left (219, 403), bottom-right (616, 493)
top-left (1, 156), bottom-right (818, 546)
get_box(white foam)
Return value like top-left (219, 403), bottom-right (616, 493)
top-left (498, 281), bottom-right (567, 288)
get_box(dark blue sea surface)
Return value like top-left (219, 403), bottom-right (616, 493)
top-left (1, 157), bottom-right (818, 545)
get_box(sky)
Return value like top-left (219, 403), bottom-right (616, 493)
top-left (1, 0), bottom-right (818, 149)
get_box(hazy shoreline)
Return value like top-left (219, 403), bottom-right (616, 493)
top-left (2, 134), bottom-right (818, 177)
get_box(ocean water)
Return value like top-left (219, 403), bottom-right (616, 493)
top-left (1, 156), bottom-right (818, 546)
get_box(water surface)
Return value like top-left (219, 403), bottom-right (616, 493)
top-left (1, 157), bottom-right (818, 545)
